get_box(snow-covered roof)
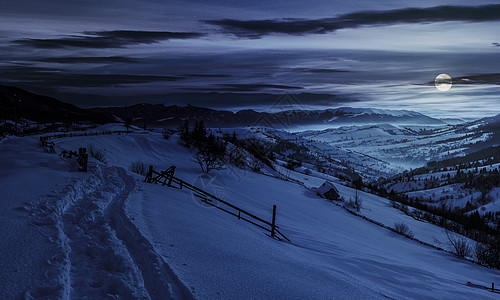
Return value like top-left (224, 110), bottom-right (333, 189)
top-left (317, 181), bottom-right (339, 195)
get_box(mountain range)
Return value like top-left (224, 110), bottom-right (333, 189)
top-left (0, 85), bottom-right (111, 124)
top-left (91, 104), bottom-right (447, 129)
top-left (2, 85), bottom-right (500, 138)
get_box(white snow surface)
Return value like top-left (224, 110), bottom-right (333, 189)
top-left (1, 132), bottom-right (500, 299)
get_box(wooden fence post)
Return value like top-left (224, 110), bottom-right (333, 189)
top-left (78, 147), bottom-right (88, 172)
top-left (271, 205), bottom-right (277, 238)
top-left (145, 165), bottom-right (153, 182)
top-left (167, 166), bottom-right (176, 187)
top-left (83, 153), bottom-right (88, 172)
top-left (493, 282), bottom-right (495, 292)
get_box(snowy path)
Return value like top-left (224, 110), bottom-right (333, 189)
top-left (60, 166), bottom-right (147, 298)
top-left (0, 137), bottom-right (65, 299)
top-left (106, 168), bottom-right (193, 300)
top-left (23, 164), bottom-right (192, 299)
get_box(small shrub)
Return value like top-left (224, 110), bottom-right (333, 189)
top-left (410, 209), bottom-right (423, 220)
top-left (346, 191), bottom-right (362, 212)
top-left (130, 161), bottom-right (148, 176)
top-left (475, 243), bottom-right (490, 266)
top-left (226, 147), bottom-right (246, 168)
top-left (163, 129), bottom-right (171, 140)
top-left (446, 229), bottom-right (471, 258)
top-left (87, 144), bottom-right (105, 162)
top-left (391, 199), bottom-right (401, 209)
top-left (285, 160), bottom-right (302, 170)
top-left (475, 241), bottom-right (500, 268)
top-left (249, 159), bottom-right (264, 172)
top-left (394, 222), bottom-right (414, 238)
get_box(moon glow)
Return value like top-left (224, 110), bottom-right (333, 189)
top-left (435, 73), bottom-right (452, 91)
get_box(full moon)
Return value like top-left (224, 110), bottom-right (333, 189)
top-left (435, 73), bottom-right (452, 91)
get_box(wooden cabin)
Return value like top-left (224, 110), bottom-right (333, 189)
top-left (317, 181), bottom-right (340, 200)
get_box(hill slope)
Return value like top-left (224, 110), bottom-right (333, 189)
top-left (44, 132), bottom-right (500, 299)
top-left (0, 85), bottom-right (112, 124)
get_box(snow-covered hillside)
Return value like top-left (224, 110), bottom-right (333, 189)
top-left (2, 129), bottom-right (499, 299)
top-left (320, 107), bottom-right (445, 125)
top-left (298, 122), bottom-right (492, 170)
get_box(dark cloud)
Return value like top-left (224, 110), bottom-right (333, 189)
top-left (182, 83), bottom-right (304, 92)
top-left (291, 68), bottom-right (349, 73)
top-left (12, 30), bottom-right (203, 49)
top-left (206, 4), bottom-right (500, 38)
top-left (0, 66), bottom-right (184, 87)
top-left (219, 83), bottom-right (303, 91)
top-left (493, 42), bottom-right (500, 47)
top-left (183, 74), bottom-right (231, 78)
top-left (1, 66), bottom-right (61, 73)
top-left (41, 56), bottom-right (141, 64)
top-left (454, 73), bottom-right (500, 85)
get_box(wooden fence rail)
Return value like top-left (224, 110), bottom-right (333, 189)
top-left (145, 166), bottom-right (290, 242)
top-left (40, 136), bottom-right (88, 172)
top-left (40, 130), bottom-right (140, 172)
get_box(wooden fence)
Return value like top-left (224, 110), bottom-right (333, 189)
top-left (40, 129), bottom-right (150, 172)
top-left (40, 136), bottom-right (55, 153)
top-left (145, 166), bottom-right (290, 242)
top-left (41, 130), bottom-right (130, 141)
top-left (40, 136), bottom-right (88, 172)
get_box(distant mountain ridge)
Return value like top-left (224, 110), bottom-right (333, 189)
top-left (91, 103), bottom-right (447, 128)
top-left (3, 84), bottom-right (498, 131)
top-left (0, 85), bottom-right (111, 123)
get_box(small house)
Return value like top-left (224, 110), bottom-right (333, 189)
top-left (317, 181), bottom-right (340, 200)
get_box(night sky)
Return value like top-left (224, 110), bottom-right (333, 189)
top-left (2, 0), bottom-right (500, 119)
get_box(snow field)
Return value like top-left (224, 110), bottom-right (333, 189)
top-left (56, 132), bottom-right (497, 299)
top-left (2, 131), bottom-right (500, 299)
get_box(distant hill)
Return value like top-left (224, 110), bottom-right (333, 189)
top-left (0, 85), bottom-right (112, 124)
top-left (455, 113), bottom-right (500, 152)
top-left (427, 145), bottom-right (500, 169)
top-left (0, 84), bottom-right (471, 130)
top-left (91, 103), bottom-right (446, 129)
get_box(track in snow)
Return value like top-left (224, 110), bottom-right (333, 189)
top-left (25, 166), bottom-right (192, 299)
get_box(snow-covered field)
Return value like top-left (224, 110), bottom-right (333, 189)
top-left (298, 123), bottom-right (491, 170)
top-left (1, 129), bottom-right (500, 299)
top-left (384, 161), bottom-right (500, 211)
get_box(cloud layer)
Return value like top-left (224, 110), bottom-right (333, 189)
top-left (207, 4), bottom-right (500, 37)
top-left (1, 66), bottom-right (184, 87)
top-left (41, 56), bottom-right (141, 64)
top-left (13, 30), bottom-right (203, 49)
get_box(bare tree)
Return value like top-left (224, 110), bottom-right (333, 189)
top-left (445, 229), bottom-right (471, 258)
top-left (195, 151), bottom-right (224, 173)
top-left (194, 133), bottom-right (226, 173)
top-left (346, 190), bottom-right (362, 212)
